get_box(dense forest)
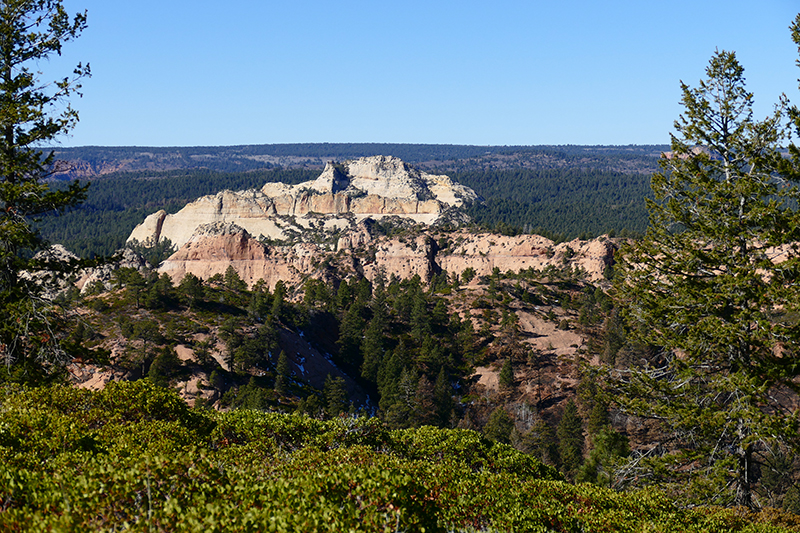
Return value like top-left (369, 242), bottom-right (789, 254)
top-left (50, 143), bottom-right (667, 175)
top-left (454, 168), bottom-right (650, 239)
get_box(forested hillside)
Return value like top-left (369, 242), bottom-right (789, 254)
top-left (51, 143), bottom-right (666, 176)
top-left (455, 168), bottom-right (649, 239)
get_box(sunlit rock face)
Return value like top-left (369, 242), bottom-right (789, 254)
top-left (127, 156), bottom-right (478, 250)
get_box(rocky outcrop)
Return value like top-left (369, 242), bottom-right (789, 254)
top-left (77, 247), bottom-right (150, 293)
top-left (159, 222), bottom-right (328, 289)
top-left (22, 244), bottom-right (152, 299)
top-left (438, 233), bottom-right (616, 283)
top-left (157, 222), bottom-right (617, 291)
top-left (128, 156), bottom-right (478, 249)
top-left (130, 154), bottom-right (617, 290)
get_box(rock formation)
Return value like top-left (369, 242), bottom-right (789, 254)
top-left (157, 223), bottom-right (616, 291)
top-left (128, 155), bottom-right (477, 249)
top-left (129, 155), bottom-right (616, 291)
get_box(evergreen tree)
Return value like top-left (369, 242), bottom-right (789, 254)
top-left (383, 366), bottom-right (417, 429)
top-left (483, 406), bottom-right (514, 444)
top-left (498, 358), bottom-right (514, 389)
top-left (614, 39), bottom-right (800, 508)
top-left (410, 289), bottom-right (431, 343)
top-left (223, 265), bottom-right (247, 292)
top-left (360, 304), bottom-right (386, 382)
top-left (433, 367), bottom-right (454, 426)
top-left (0, 1), bottom-right (90, 375)
top-left (520, 419), bottom-right (561, 468)
top-left (274, 350), bottom-right (290, 395)
top-left (323, 374), bottom-right (348, 417)
top-left (192, 339), bottom-right (214, 368)
top-left (413, 374), bottom-right (437, 426)
top-left (148, 346), bottom-right (182, 387)
top-left (556, 400), bottom-right (584, 480)
top-left (337, 301), bottom-right (365, 370)
top-left (132, 319), bottom-right (161, 376)
top-left (116, 267), bottom-right (148, 308)
top-left (178, 272), bottom-right (204, 309)
top-left (575, 426), bottom-right (629, 487)
top-left (271, 280), bottom-right (286, 320)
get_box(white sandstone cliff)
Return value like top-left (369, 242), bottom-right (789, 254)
top-left (128, 156), bottom-right (477, 249)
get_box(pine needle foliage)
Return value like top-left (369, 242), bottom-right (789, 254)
top-left (613, 27), bottom-right (800, 508)
top-left (0, 0), bottom-right (89, 375)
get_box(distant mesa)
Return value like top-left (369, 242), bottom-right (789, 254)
top-left (127, 155), bottom-right (478, 249)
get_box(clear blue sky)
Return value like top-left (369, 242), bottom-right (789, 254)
top-left (51, 0), bottom-right (800, 147)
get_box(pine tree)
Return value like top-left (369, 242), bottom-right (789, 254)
top-left (178, 272), bottom-right (204, 309)
top-left (613, 40), bottom-right (800, 508)
top-left (498, 358), bottom-right (514, 389)
top-left (433, 367), bottom-right (454, 426)
top-left (483, 406), bottom-right (514, 444)
top-left (224, 265), bottom-right (246, 292)
top-left (323, 374), bottom-right (348, 417)
top-left (264, 280), bottom-right (283, 321)
top-left (576, 426), bottom-right (629, 487)
top-left (520, 419), bottom-right (560, 468)
top-left (148, 346), bottom-right (182, 387)
top-left (556, 400), bottom-right (584, 480)
top-left (361, 290), bottom-right (387, 382)
top-left (274, 350), bottom-right (290, 395)
top-left (0, 0), bottom-right (89, 375)
top-left (413, 374), bottom-right (437, 426)
top-left (337, 301), bottom-right (365, 370)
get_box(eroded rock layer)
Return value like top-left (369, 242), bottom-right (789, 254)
top-left (158, 223), bottom-right (616, 291)
top-left (128, 156), bottom-right (477, 249)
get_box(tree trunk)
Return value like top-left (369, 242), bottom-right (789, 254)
top-left (735, 427), bottom-right (753, 508)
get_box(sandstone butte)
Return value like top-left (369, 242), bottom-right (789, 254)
top-left (126, 155), bottom-right (617, 291)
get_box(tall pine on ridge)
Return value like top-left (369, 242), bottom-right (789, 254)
top-left (613, 22), bottom-right (800, 508)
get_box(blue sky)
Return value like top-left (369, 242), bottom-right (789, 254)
top-left (51, 0), bottom-right (800, 147)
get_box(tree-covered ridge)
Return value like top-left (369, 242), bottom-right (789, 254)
top-left (1, 380), bottom-right (799, 532)
top-left (455, 167), bottom-right (650, 239)
top-left (54, 249), bottom-right (633, 485)
top-left (50, 143), bottom-right (668, 176)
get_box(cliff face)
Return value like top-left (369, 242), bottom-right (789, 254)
top-left (159, 222), bottom-right (326, 290)
top-left (128, 156), bottom-right (477, 249)
top-left (157, 223), bottom-right (616, 291)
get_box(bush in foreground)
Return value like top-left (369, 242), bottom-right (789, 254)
top-left (0, 380), bottom-right (799, 532)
